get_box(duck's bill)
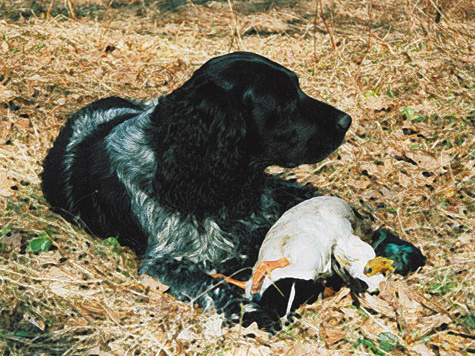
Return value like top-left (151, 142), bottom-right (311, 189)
top-left (364, 256), bottom-right (395, 277)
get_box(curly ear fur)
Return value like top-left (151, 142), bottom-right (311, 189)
top-left (149, 81), bottom-right (261, 216)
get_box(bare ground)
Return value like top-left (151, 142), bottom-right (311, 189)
top-left (0, 0), bottom-right (474, 354)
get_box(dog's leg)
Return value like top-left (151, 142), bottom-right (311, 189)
top-left (140, 256), bottom-right (281, 331)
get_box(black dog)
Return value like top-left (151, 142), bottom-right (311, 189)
top-left (42, 52), bottom-right (352, 329)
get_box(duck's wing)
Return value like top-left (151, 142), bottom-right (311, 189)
top-left (332, 233), bottom-right (386, 293)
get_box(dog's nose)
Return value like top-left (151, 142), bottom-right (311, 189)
top-left (336, 114), bottom-right (352, 131)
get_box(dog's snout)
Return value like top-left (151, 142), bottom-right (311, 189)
top-left (336, 114), bottom-right (352, 131)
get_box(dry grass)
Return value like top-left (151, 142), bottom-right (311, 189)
top-left (0, 0), bottom-right (474, 354)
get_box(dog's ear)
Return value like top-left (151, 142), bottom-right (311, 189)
top-left (184, 80), bottom-right (249, 167)
top-left (149, 81), bottom-right (255, 214)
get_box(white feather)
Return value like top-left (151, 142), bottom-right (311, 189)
top-left (285, 282), bottom-right (296, 320)
top-left (247, 196), bottom-right (384, 297)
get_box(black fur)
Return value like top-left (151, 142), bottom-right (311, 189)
top-left (257, 278), bottom-right (324, 320)
top-left (41, 52), bottom-right (351, 329)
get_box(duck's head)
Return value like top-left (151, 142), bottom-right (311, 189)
top-left (371, 229), bottom-right (427, 276)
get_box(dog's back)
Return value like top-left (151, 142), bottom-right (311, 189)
top-left (42, 96), bottom-right (147, 225)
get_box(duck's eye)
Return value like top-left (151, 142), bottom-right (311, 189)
top-left (365, 267), bottom-right (372, 274)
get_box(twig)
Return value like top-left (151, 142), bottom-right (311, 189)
top-left (313, 0), bottom-right (319, 68)
top-left (99, 0), bottom-right (115, 45)
top-left (47, 0), bottom-right (54, 19)
top-left (227, 0), bottom-right (244, 51)
top-left (318, 0), bottom-right (337, 58)
top-left (65, 0), bottom-right (77, 20)
top-left (44, 229), bottom-right (68, 255)
top-left (100, 0), bottom-right (144, 46)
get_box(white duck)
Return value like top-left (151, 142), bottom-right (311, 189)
top-left (213, 196), bottom-right (393, 300)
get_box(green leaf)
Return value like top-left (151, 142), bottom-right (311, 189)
top-left (353, 337), bottom-right (385, 355)
top-left (413, 114), bottom-right (427, 122)
top-left (44, 228), bottom-right (55, 238)
top-left (14, 331), bottom-right (31, 337)
top-left (462, 312), bottom-right (475, 330)
top-left (0, 226), bottom-right (11, 237)
top-left (102, 237), bottom-right (121, 254)
top-left (28, 237), bottom-right (53, 253)
top-left (386, 89), bottom-right (395, 99)
top-left (104, 237), bottom-right (120, 247)
top-left (401, 107), bottom-right (414, 120)
top-left (378, 332), bottom-right (399, 351)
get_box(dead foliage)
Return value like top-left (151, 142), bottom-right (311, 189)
top-left (0, 0), bottom-right (474, 354)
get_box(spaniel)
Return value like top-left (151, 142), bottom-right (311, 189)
top-left (42, 52), bottom-right (352, 329)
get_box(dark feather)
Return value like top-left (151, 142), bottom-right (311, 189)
top-left (371, 229), bottom-right (427, 276)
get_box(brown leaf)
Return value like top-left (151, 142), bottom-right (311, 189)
top-left (404, 150), bottom-right (450, 171)
top-left (360, 317), bottom-right (398, 341)
top-left (22, 311), bottom-right (46, 332)
top-left (401, 123), bottom-right (437, 139)
top-left (413, 314), bottom-right (451, 338)
top-left (103, 303), bottom-right (122, 324)
top-left (407, 342), bottom-right (436, 356)
top-left (67, 316), bottom-right (90, 327)
top-left (380, 187), bottom-right (397, 199)
top-left (229, 344), bottom-right (272, 356)
top-left (398, 172), bottom-right (413, 188)
top-left (75, 300), bottom-right (123, 323)
top-left (321, 326), bottom-right (348, 345)
top-left (361, 293), bottom-right (394, 317)
top-left (139, 274), bottom-right (169, 293)
top-left (0, 121), bottom-right (13, 145)
top-left (283, 342), bottom-right (334, 355)
top-left (363, 96), bottom-right (393, 112)
top-left (359, 162), bottom-right (380, 176)
top-left (15, 118), bottom-right (31, 129)
top-left (0, 88), bottom-right (15, 102)
top-left (0, 231), bottom-right (22, 251)
top-left (348, 177), bottom-right (371, 190)
top-left (396, 282), bottom-right (423, 313)
top-left (0, 172), bottom-right (13, 198)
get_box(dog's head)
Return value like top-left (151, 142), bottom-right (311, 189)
top-left (177, 52), bottom-right (352, 168)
